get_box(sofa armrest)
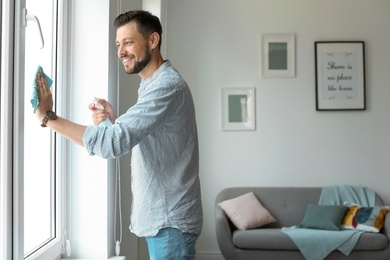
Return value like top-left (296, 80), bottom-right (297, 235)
top-left (215, 193), bottom-right (237, 259)
top-left (381, 212), bottom-right (390, 239)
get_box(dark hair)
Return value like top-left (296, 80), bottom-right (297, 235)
top-left (114, 10), bottom-right (163, 48)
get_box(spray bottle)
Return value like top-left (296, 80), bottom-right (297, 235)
top-left (93, 97), bottom-right (112, 127)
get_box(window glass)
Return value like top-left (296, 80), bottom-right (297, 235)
top-left (23, 0), bottom-right (57, 257)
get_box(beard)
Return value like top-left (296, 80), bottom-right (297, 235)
top-left (125, 48), bottom-right (152, 75)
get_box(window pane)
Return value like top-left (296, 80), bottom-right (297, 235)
top-left (23, 0), bottom-right (56, 257)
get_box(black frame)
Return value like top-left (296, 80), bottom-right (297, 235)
top-left (315, 41), bottom-right (366, 111)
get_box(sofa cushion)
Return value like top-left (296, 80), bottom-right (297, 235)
top-left (218, 191), bottom-right (276, 230)
top-left (300, 204), bottom-right (348, 231)
top-left (233, 228), bottom-right (298, 250)
top-left (232, 228), bottom-right (389, 251)
top-left (342, 203), bottom-right (390, 233)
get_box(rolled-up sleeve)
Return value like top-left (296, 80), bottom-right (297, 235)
top-left (83, 125), bottom-right (100, 156)
top-left (83, 122), bottom-right (135, 159)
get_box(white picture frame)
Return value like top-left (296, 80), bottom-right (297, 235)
top-left (262, 33), bottom-right (295, 78)
top-left (221, 87), bottom-right (256, 131)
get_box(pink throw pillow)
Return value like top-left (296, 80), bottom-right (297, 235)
top-left (218, 192), bottom-right (276, 230)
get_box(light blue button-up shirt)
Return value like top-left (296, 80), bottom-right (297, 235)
top-left (83, 60), bottom-right (203, 237)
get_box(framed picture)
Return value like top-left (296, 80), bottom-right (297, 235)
top-left (262, 34), bottom-right (295, 78)
top-left (315, 41), bottom-right (366, 111)
top-left (221, 87), bottom-right (256, 131)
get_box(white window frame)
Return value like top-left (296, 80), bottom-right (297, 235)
top-left (1, 1), bottom-right (15, 260)
top-left (2, 0), bottom-right (128, 259)
top-left (1, 0), bottom-right (69, 259)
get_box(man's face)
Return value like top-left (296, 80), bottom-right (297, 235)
top-left (116, 21), bottom-right (151, 75)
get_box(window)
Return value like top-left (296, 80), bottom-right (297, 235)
top-left (23, 0), bottom-right (58, 258)
top-left (1, 0), bottom-right (64, 259)
top-left (2, 1), bottom-right (122, 258)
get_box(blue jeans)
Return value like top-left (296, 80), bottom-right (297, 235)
top-left (145, 227), bottom-right (199, 260)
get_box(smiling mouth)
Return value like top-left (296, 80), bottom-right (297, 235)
top-left (122, 57), bottom-right (134, 65)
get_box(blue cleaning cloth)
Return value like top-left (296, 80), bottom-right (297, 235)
top-left (31, 65), bottom-right (53, 113)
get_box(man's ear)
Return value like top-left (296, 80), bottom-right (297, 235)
top-left (149, 32), bottom-right (160, 49)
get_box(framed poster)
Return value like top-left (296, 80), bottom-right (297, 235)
top-left (315, 41), bottom-right (366, 111)
top-left (221, 87), bottom-right (256, 131)
top-left (262, 34), bottom-right (295, 78)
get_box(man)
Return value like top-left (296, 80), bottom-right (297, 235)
top-left (36, 10), bottom-right (202, 259)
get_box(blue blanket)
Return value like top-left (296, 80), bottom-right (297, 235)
top-left (320, 184), bottom-right (375, 207)
top-left (281, 185), bottom-right (375, 260)
top-left (281, 226), bottom-right (362, 259)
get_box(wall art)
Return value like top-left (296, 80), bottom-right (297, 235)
top-left (262, 34), bottom-right (295, 78)
top-left (221, 87), bottom-right (256, 131)
top-left (315, 41), bottom-right (365, 110)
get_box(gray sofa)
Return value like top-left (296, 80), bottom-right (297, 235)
top-left (215, 187), bottom-right (390, 260)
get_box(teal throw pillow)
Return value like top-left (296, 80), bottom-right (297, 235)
top-left (300, 204), bottom-right (348, 231)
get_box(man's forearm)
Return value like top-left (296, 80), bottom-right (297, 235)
top-left (46, 117), bottom-right (88, 147)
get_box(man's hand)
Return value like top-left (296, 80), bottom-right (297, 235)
top-left (88, 98), bottom-right (117, 125)
top-left (34, 70), bottom-right (88, 147)
top-left (35, 70), bottom-right (53, 122)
